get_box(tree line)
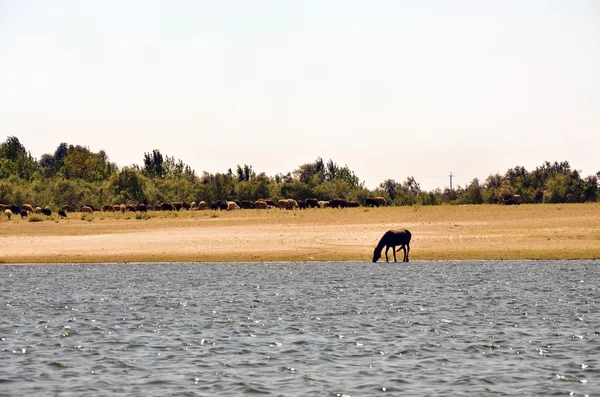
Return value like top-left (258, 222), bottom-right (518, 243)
top-left (0, 136), bottom-right (597, 210)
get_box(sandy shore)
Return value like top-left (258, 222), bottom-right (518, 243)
top-left (0, 203), bottom-right (599, 263)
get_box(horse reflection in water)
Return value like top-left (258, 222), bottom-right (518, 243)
top-left (372, 229), bottom-right (411, 263)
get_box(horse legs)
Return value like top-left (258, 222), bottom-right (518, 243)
top-left (395, 245), bottom-right (409, 262)
top-left (395, 245), bottom-right (404, 261)
top-left (385, 246), bottom-right (390, 262)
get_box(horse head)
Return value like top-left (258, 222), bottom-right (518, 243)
top-left (372, 248), bottom-right (381, 263)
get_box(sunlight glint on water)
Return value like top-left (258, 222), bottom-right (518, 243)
top-left (0, 261), bottom-right (598, 396)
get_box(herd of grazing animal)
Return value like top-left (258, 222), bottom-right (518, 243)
top-left (199, 197), bottom-right (386, 211)
top-left (1, 199), bottom-right (412, 263)
top-left (0, 196), bottom-right (390, 219)
top-left (0, 204), bottom-right (58, 220)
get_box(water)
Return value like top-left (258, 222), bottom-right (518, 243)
top-left (0, 261), bottom-right (598, 396)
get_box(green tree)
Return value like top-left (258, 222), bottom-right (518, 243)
top-left (280, 180), bottom-right (313, 200)
top-left (582, 175), bottom-right (598, 202)
top-left (313, 180), bottom-right (351, 201)
top-left (39, 143), bottom-right (69, 178)
top-left (251, 172), bottom-right (272, 199)
top-left (40, 143), bottom-right (114, 182)
top-left (142, 149), bottom-right (166, 179)
top-left (236, 164), bottom-right (254, 182)
top-left (377, 179), bottom-right (401, 201)
top-left (201, 172), bottom-right (236, 201)
top-left (0, 179), bottom-right (15, 203)
top-left (0, 136), bottom-right (38, 180)
top-left (141, 150), bottom-right (196, 181)
top-left (458, 178), bottom-right (483, 204)
top-left (294, 157), bottom-right (325, 185)
top-left (109, 167), bottom-right (148, 203)
top-left (63, 151), bottom-right (108, 181)
top-left (324, 159), bottom-right (362, 189)
top-left (53, 180), bottom-right (79, 208)
top-left (542, 173), bottom-right (585, 203)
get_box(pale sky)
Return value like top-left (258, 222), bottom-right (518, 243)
top-left (1, 1), bottom-right (598, 190)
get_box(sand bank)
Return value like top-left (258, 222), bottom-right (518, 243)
top-left (0, 204), bottom-right (598, 263)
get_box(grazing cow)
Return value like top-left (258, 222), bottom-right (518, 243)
top-left (254, 200), bottom-right (268, 209)
top-left (61, 205), bottom-right (71, 212)
top-left (160, 202), bottom-right (174, 211)
top-left (329, 199), bottom-right (348, 209)
top-left (277, 199), bottom-right (298, 210)
top-left (261, 200), bottom-right (276, 207)
top-left (366, 197), bottom-right (379, 207)
top-left (0, 204), bottom-right (6, 211)
top-left (41, 208), bottom-right (51, 216)
top-left (119, 204), bottom-right (126, 213)
top-left (113, 205), bottom-right (120, 212)
top-left (240, 200), bottom-right (255, 209)
top-left (138, 204), bottom-right (147, 212)
top-left (35, 206), bottom-right (42, 214)
top-left (347, 200), bottom-right (360, 207)
top-left (22, 204), bottom-right (34, 213)
top-left (20, 209), bottom-right (28, 218)
top-left (4, 209), bottom-right (12, 220)
top-left (10, 205), bottom-right (20, 215)
top-left (375, 197), bottom-right (388, 207)
top-left (210, 201), bottom-right (228, 210)
top-left (198, 201), bottom-right (208, 210)
top-left (227, 201), bottom-right (240, 211)
top-left (305, 198), bottom-right (319, 208)
top-left (126, 204), bottom-right (137, 212)
top-left (297, 200), bottom-right (306, 210)
top-left (58, 209), bottom-right (67, 218)
top-left (103, 205), bottom-right (114, 212)
top-left (81, 206), bottom-right (93, 214)
top-left (372, 229), bottom-right (412, 263)
top-left (171, 202), bottom-right (190, 211)
top-left (318, 200), bottom-right (330, 208)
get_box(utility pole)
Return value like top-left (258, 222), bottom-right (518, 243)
top-left (449, 172), bottom-right (453, 190)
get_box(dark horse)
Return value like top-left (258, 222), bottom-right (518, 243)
top-left (372, 229), bottom-right (411, 263)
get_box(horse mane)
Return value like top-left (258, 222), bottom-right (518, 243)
top-left (374, 234), bottom-right (387, 254)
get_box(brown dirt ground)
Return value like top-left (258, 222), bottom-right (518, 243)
top-left (0, 203), bottom-right (599, 263)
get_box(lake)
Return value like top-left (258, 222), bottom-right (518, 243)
top-left (0, 261), bottom-right (598, 396)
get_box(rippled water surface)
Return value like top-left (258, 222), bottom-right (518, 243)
top-left (1, 261), bottom-right (599, 396)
